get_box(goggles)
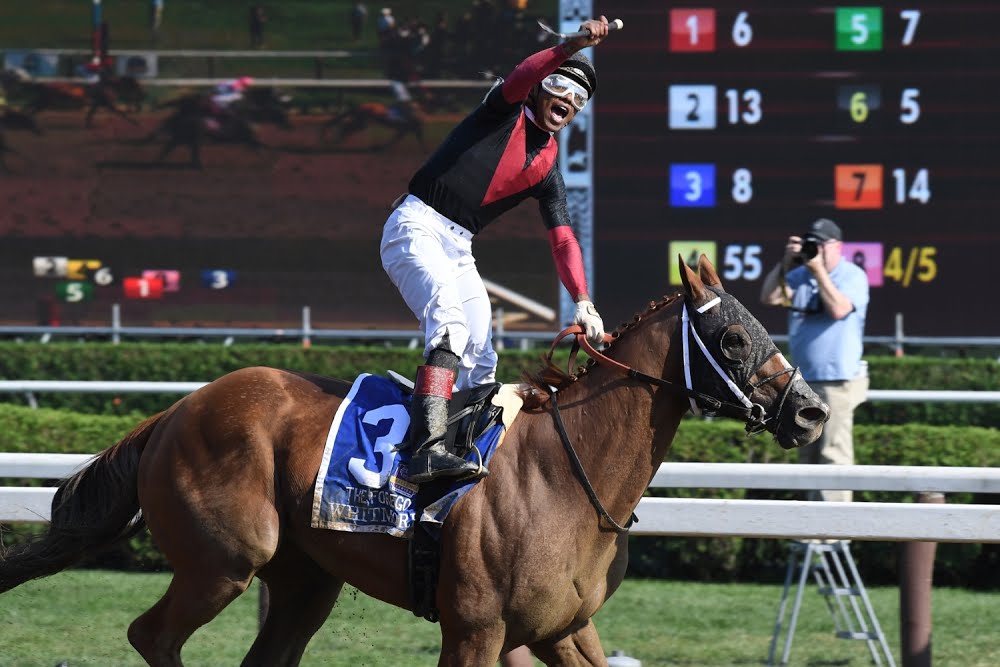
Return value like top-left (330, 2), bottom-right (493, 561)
top-left (540, 73), bottom-right (589, 111)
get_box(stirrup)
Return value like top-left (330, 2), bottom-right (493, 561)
top-left (409, 444), bottom-right (488, 484)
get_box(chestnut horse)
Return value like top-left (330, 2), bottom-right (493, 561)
top-left (0, 256), bottom-right (828, 666)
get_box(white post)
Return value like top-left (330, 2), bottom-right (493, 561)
top-left (302, 305), bottom-right (312, 349)
top-left (895, 312), bottom-right (905, 357)
top-left (112, 303), bottom-right (121, 344)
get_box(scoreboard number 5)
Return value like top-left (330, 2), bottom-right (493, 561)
top-left (722, 244), bottom-right (762, 281)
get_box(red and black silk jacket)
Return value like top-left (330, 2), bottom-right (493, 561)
top-left (407, 45), bottom-right (589, 298)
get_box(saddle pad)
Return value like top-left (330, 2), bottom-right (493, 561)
top-left (310, 373), bottom-right (509, 537)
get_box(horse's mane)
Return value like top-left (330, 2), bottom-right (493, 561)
top-left (519, 293), bottom-right (681, 409)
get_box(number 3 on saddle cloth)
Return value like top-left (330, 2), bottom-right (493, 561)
top-left (310, 373), bottom-right (521, 538)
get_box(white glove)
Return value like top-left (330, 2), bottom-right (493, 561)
top-left (573, 300), bottom-right (605, 347)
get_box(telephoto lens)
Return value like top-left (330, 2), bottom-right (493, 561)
top-left (799, 239), bottom-right (819, 261)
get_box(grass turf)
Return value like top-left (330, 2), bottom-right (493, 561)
top-left (0, 569), bottom-right (997, 665)
top-left (0, 1), bottom-right (557, 51)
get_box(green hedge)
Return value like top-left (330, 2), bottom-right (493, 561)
top-left (0, 343), bottom-right (997, 426)
top-left (2, 404), bottom-right (997, 586)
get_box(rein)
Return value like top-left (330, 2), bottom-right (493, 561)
top-left (549, 389), bottom-right (635, 533)
top-left (543, 300), bottom-right (798, 533)
top-left (546, 313), bottom-right (796, 435)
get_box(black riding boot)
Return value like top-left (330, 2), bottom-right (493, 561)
top-left (407, 349), bottom-right (484, 484)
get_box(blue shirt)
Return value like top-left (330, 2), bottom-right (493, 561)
top-left (785, 259), bottom-right (869, 381)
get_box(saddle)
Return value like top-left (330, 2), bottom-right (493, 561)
top-left (387, 371), bottom-right (505, 623)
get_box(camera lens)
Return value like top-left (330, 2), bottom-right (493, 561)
top-left (800, 240), bottom-right (818, 260)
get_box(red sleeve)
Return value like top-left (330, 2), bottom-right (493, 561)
top-left (548, 226), bottom-right (589, 300)
top-left (501, 45), bottom-right (571, 104)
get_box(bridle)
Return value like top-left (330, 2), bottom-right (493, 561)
top-left (543, 295), bottom-right (799, 533)
top-left (680, 296), bottom-right (799, 436)
top-left (547, 296), bottom-right (799, 435)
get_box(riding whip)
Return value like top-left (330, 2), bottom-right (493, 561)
top-left (537, 18), bottom-right (624, 40)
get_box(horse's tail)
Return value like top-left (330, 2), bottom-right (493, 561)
top-left (0, 411), bottom-right (167, 594)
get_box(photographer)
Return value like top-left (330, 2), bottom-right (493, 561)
top-left (760, 218), bottom-right (869, 501)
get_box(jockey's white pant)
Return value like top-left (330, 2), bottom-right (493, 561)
top-left (380, 195), bottom-right (497, 390)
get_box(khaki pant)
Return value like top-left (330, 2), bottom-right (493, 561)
top-left (798, 374), bottom-right (869, 502)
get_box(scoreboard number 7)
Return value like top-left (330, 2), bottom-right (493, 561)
top-left (900, 9), bottom-right (921, 46)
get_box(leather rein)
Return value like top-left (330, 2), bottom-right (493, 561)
top-left (544, 300), bottom-right (799, 534)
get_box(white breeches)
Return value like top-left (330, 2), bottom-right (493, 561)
top-left (380, 195), bottom-right (498, 390)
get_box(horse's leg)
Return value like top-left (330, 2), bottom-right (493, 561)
top-left (84, 101), bottom-right (98, 128)
top-left (127, 568), bottom-right (255, 667)
top-left (413, 121), bottom-right (427, 151)
top-left (528, 620), bottom-right (606, 666)
top-left (318, 116), bottom-right (338, 142)
top-left (109, 101), bottom-right (139, 126)
top-left (189, 137), bottom-right (202, 168)
top-left (242, 547), bottom-right (343, 667)
top-left (339, 115), bottom-right (366, 143)
top-left (439, 625), bottom-right (506, 667)
top-left (156, 136), bottom-right (179, 162)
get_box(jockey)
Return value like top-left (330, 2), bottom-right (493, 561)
top-left (210, 76), bottom-right (254, 112)
top-left (380, 17), bottom-right (611, 483)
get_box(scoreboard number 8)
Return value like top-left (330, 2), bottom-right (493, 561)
top-left (731, 168), bottom-right (753, 204)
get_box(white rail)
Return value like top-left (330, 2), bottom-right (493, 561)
top-left (650, 462), bottom-right (1000, 493)
top-left (0, 381), bottom-right (996, 403)
top-left (2, 458), bottom-right (997, 542)
top-left (16, 48), bottom-right (359, 58)
top-left (630, 498), bottom-right (999, 542)
top-left (36, 77), bottom-right (492, 89)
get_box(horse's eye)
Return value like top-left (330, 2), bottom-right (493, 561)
top-left (720, 325), bottom-right (751, 361)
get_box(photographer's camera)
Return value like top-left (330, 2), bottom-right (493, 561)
top-left (791, 239), bottom-right (818, 266)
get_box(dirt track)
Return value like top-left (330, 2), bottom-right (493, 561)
top-left (0, 111), bottom-right (557, 329)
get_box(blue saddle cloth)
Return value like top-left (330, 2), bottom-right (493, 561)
top-left (310, 373), bottom-right (504, 538)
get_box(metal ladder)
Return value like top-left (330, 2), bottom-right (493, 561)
top-left (768, 540), bottom-right (896, 666)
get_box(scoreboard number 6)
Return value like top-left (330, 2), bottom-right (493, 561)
top-left (731, 12), bottom-right (752, 47)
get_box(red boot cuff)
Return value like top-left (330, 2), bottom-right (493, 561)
top-left (414, 366), bottom-right (455, 398)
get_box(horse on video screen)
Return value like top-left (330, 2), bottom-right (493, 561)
top-left (150, 86), bottom-right (291, 167)
top-left (84, 73), bottom-right (145, 127)
top-left (0, 256), bottom-right (827, 666)
top-left (320, 99), bottom-right (426, 151)
top-left (0, 68), bottom-right (143, 127)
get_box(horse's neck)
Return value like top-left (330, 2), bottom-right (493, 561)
top-left (544, 302), bottom-right (688, 514)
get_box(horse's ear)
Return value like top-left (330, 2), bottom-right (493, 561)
top-left (679, 254), bottom-right (708, 302)
top-left (698, 254), bottom-right (725, 291)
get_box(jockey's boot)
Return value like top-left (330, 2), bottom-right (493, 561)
top-left (407, 348), bottom-right (484, 484)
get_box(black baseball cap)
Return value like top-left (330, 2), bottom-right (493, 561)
top-left (804, 218), bottom-right (842, 242)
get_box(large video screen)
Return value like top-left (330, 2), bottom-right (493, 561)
top-left (591, 1), bottom-right (998, 336)
top-left (2, 2), bottom-right (996, 338)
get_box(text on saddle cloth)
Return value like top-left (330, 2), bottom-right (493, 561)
top-left (310, 373), bottom-right (523, 537)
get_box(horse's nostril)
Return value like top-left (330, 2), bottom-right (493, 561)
top-left (795, 405), bottom-right (829, 427)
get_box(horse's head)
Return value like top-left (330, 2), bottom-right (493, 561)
top-left (679, 254), bottom-right (828, 449)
